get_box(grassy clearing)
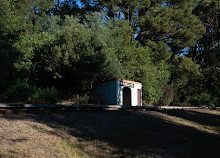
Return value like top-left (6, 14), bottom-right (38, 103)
top-left (0, 116), bottom-right (89, 158)
top-left (149, 111), bottom-right (219, 134)
top-left (0, 109), bottom-right (220, 158)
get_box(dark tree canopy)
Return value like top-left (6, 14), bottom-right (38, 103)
top-left (0, 0), bottom-right (219, 106)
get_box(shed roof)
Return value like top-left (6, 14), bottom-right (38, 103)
top-left (96, 78), bottom-right (142, 86)
top-left (116, 78), bottom-right (142, 85)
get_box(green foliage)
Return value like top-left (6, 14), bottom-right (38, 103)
top-left (0, 1), bottom-right (219, 107)
top-left (85, 15), bottom-right (171, 105)
top-left (14, 32), bottom-right (55, 71)
top-left (138, 0), bottom-right (205, 54)
top-left (200, 93), bottom-right (212, 106)
top-left (188, 0), bottom-right (220, 107)
top-left (13, 15), bottom-right (124, 95)
top-left (5, 79), bottom-right (33, 100)
top-left (146, 40), bottom-right (171, 62)
top-left (0, 0), bottom-right (28, 92)
top-left (170, 56), bottom-right (202, 104)
top-left (117, 44), bottom-right (170, 105)
top-left (5, 79), bottom-right (58, 104)
top-left (74, 94), bottom-right (90, 105)
top-left (188, 92), bottom-right (215, 107)
top-left (32, 87), bottom-right (59, 104)
top-left (159, 84), bottom-right (174, 106)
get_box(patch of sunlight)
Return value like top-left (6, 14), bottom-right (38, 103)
top-left (191, 109), bottom-right (220, 116)
top-left (154, 112), bottom-right (219, 135)
top-left (53, 139), bottom-right (90, 158)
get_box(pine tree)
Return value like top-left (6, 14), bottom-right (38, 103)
top-left (188, 0), bottom-right (220, 106)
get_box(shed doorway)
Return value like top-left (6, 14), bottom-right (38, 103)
top-left (123, 87), bottom-right (131, 106)
top-left (137, 89), bottom-right (141, 106)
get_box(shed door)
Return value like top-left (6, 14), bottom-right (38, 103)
top-left (123, 87), bottom-right (131, 106)
top-left (137, 89), bottom-right (141, 106)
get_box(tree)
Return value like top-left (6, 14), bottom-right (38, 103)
top-left (0, 0), bottom-right (55, 92)
top-left (170, 56), bottom-right (203, 105)
top-left (187, 0), bottom-right (220, 106)
top-left (138, 0), bottom-right (205, 57)
top-left (78, 0), bottom-right (205, 58)
top-left (119, 45), bottom-right (170, 104)
top-left (87, 14), bottom-right (170, 104)
top-left (14, 16), bottom-right (123, 95)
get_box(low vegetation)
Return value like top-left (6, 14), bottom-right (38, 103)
top-left (0, 109), bottom-right (220, 158)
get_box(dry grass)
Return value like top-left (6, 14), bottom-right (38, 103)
top-left (191, 109), bottom-right (220, 115)
top-left (0, 109), bottom-right (220, 158)
top-left (147, 111), bottom-right (220, 134)
top-left (0, 114), bottom-right (90, 158)
top-left (0, 111), bottom-right (117, 158)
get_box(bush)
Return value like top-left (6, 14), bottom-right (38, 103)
top-left (0, 75), bottom-right (9, 93)
top-left (188, 93), bottom-right (214, 107)
top-left (189, 96), bottom-right (201, 106)
top-left (89, 92), bottom-right (103, 104)
top-left (5, 79), bottom-right (34, 100)
top-left (32, 87), bottom-right (59, 104)
top-left (144, 86), bottom-right (164, 105)
top-left (74, 94), bottom-right (89, 104)
top-left (5, 79), bottom-right (59, 104)
top-left (159, 84), bottom-right (174, 106)
top-left (200, 93), bottom-right (212, 105)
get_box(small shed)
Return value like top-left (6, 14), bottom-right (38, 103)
top-left (94, 79), bottom-right (142, 106)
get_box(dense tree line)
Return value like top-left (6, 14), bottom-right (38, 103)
top-left (0, 0), bottom-right (219, 106)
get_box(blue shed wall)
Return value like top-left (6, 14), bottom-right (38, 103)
top-left (95, 80), bottom-right (119, 105)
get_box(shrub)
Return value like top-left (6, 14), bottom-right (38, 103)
top-left (189, 93), bottom-right (215, 107)
top-left (74, 94), bottom-right (89, 104)
top-left (159, 84), bottom-right (174, 106)
top-left (5, 79), bottom-right (59, 104)
top-left (5, 79), bottom-right (34, 100)
top-left (189, 96), bottom-right (201, 106)
top-left (32, 87), bottom-right (59, 104)
top-left (89, 92), bottom-right (103, 104)
top-left (0, 75), bottom-right (9, 93)
top-left (144, 86), bottom-right (164, 105)
top-left (201, 93), bottom-right (212, 105)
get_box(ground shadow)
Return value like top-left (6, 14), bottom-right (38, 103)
top-left (1, 110), bottom-right (220, 158)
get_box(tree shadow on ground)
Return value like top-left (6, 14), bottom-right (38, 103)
top-left (1, 110), bottom-right (220, 158)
